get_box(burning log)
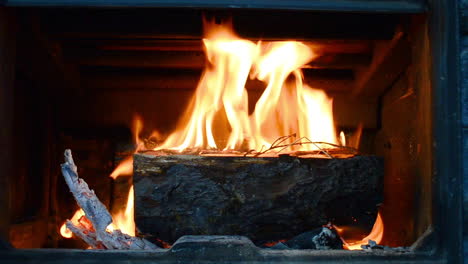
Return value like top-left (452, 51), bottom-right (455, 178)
top-left (61, 149), bottom-right (158, 250)
top-left (133, 152), bottom-right (383, 244)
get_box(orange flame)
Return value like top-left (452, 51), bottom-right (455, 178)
top-left (106, 115), bottom-right (143, 236)
top-left (340, 212), bottom-right (384, 250)
top-left (106, 114), bottom-right (143, 236)
top-left (155, 20), bottom-right (337, 152)
top-left (109, 156), bottom-right (133, 180)
top-left (108, 186), bottom-right (135, 236)
top-left (59, 209), bottom-right (84, 238)
top-left (110, 114), bottom-right (144, 180)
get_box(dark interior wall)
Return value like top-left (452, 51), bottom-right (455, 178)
top-left (0, 7), bottom-right (16, 246)
top-left (5, 12), bottom-right (58, 248)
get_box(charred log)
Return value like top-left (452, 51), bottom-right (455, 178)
top-left (133, 153), bottom-right (383, 244)
top-left (283, 227), bottom-right (343, 250)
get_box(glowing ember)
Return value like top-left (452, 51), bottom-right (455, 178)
top-left (263, 239), bottom-right (287, 247)
top-left (59, 209), bottom-right (84, 238)
top-left (156, 19), bottom-right (338, 152)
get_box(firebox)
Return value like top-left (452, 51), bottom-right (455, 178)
top-left (0, 0), bottom-right (463, 263)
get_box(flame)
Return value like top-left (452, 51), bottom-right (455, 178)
top-left (158, 20), bottom-right (256, 151)
top-left (59, 209), bottom-right (84, 238)
top-left (155, 20), bottom-right (338, 152)
top-left (109, 156), bottom-right (133, 179)
top-left (339, 212), bottom-right (384, 250)
top-left (250, 42), bottom-right (337, 151)
top-left (340, 131), bottom-right (346, 146)
top-left (349, 123), bottom-right (363, 149)
top-left (110, 114), bottom-right (144, 180)
top-left (107, 114), bottom-right (142, 236)
top-left (109, 186), bottom-right (135, 236)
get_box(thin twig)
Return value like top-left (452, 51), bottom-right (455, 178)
top-left (270, 133), bottom-right (296, 149)
top-left (276, 136), bottom-right (308, 154)
top-left (310, 141), bottom-right (334, 159)
top-left (274, 136), bottom-right (333, 159)
top-left (245, 134), bottom-right (359, 158)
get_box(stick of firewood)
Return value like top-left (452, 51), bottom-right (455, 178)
top-left (65, 220), bottom-right (100, 249)
top-left (61, 149), bottom-right (158, 250)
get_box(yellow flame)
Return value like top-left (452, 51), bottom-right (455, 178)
top-left (158, 20), bottom-right (256, 151)
top-left (110, 114), bottom-right (144, 180)
top-left (109, 186), bottom-right (135, 236)
top-left (340, 131), bottom-right (346, 146)
top-left (106, 114), bottom-right (141, 235)
top-left (133, 114), bottom-right (143, 147)
top-left (109, 156), bottom-right (133, 180)
top-left (155, 20), bottom-right (337, 152)
top-left (342, 212), bottom-right (384, 250)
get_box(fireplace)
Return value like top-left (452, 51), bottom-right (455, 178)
top-left (0, 0), bottom-right (464, 263)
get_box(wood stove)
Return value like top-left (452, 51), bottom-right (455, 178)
top-left (0, 0), bottom-right (464, 263)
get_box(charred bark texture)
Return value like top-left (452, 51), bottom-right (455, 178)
top-left (133, 153), bottom-right (383, 244)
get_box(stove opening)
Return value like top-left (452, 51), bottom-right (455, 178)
top-left (2, 7), bottom-right (433, 254)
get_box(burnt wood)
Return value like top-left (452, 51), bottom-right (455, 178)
top-left (133, 153), bottom-right (383, 244)
top-left (283, 227), bottom-right (343, 250)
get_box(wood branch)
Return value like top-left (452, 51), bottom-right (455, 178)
top-left (65, 220), bottom-right (100, 249)
top-left (61, 149), bottom-right (158, 250)
top-left (61, 150), bottom-right (112, 243)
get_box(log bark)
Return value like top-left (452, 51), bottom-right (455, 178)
top-left (61, 149), bottom-right (158, 250)
top-left (133, 153), bottom-right (383, 244)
